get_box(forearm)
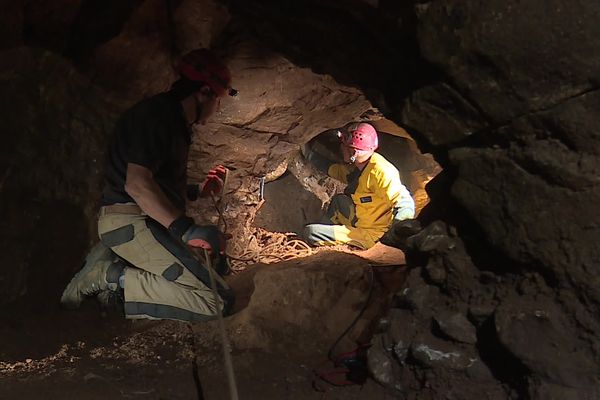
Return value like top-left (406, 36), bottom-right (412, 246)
top-left (393, 186), bottom-right (416, 221)
top-left (127, 180), bottom-right (182, 227)
top-left (125, 164), bottom-right (183, 228)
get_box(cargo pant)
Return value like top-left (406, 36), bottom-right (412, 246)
top-left (97, 205), bottom-right (228, 322)
top-left (303, 194), bottom-right (384, 250)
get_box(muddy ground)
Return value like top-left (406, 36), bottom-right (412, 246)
top-left (0, 251), bottom-right (408, 400)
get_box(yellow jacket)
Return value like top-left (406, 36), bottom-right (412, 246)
top-left (328, 152), bottom-right (415, 232)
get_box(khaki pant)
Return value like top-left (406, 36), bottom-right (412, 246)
top-left (303, 194), bottom-right (385, 250)
top-left (98, 209), bottom-right (225, 322)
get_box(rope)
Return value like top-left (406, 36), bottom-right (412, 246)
top-left (327, 265), bottom-right (375, 363)
top-left (205, 169), bottom-right (314, 270)
top-left (226, 228), bottom-right (315, 270)
top-left (203, 248), bottom-right (239, 400)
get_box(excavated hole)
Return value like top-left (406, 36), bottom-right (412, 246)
top-left (255, 125), bottom-right (441, 236)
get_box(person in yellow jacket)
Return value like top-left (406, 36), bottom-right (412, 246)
top-left (303, 122), bottom-right (415, 249)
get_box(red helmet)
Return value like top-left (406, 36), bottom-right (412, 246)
top-left (178, 49), bottom-right (237, 97)
top-left (340, 122), bottom-right (378, 151)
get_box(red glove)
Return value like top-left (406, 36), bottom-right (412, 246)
top-left (200, 165), bottom-right (228, 197)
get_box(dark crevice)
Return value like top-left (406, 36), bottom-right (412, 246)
top-left (476, 316), bottom-right (531, 399)
top-left (444, 84), bottom-right (600, 151)
top-left (221, 0), bottom-right (440, 113)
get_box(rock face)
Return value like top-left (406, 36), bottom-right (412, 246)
top-left (2, 0), bottom-right (599, 399)
top-left (394, 0), bottom-right (600, 398)
top-left (0, 47), bottom-right (125, 307)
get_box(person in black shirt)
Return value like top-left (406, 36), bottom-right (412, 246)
top-left (61, 49), bottom-right (236, 321)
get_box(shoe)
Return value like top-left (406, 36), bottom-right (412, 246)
top-left (60, 242), bottom-right (121, 309)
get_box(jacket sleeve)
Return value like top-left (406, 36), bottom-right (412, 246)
top-left (376, 168), bottom-right (415, 221)
top-left (393, 185), bottom-right (416, 221)
top-left (327, 163), bottom-right (354, 184)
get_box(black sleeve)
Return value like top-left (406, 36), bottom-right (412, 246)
top-left (123, 114), bottom-right (169, 172)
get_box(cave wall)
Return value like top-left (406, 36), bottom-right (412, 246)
top-left (0, 1), bottom-right (377, 305)
top-left (393, 1), bottom-right (600, 398)
top-left (0, 48), bottom-right (125, 307)
top-left (2, 0), bottom-right (599, 398)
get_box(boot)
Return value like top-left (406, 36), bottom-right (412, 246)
top-left (60, 242), bottom-right (123, 309)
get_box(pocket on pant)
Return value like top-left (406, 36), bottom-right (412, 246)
top-left (100, 224), bottom-right (135, 247)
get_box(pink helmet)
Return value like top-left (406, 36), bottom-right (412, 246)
top-left (340, 122), bottom-right (378, 151)
top-left (178, 49), bottom-right (237, 97)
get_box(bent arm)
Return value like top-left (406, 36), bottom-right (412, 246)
top-left (393, 185), bottom-right (416, 221)
top-left (124, 163), bottom-right (182, 228)
top-left (378, 170), bottom-right (415, 221)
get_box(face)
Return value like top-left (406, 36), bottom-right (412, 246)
top-left (341, 143), bottom-right (373, 164)
top-left (192, 86), bottom-right (220, 125)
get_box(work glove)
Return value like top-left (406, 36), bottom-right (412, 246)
top-left (185, 165), bottom-right (228, 201)
top-left (168, 216), bottom-right (227, 256)
top-left (201, 165), bottom-right (227, 197)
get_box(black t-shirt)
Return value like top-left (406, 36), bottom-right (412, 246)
top-left (102, 92), bottom-right (191, 211)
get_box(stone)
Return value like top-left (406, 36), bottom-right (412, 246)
top-left (387, 308), bottom-right (418, 362)
top-left (424, 257), bottom-right (446, 285)
top-left (401, 82), bottom-right (486, 145)
top-left (406, 220), bottom-right (453, 253)
top-left (495, 296), bottom-right (597, 388)
top-left (434, 311), bottom-right (477, 344)
top-left (412, 0), bottom-right (600, 125)
top-left (395, 269), bottom-right (439, 313)
top-left (367, 333), bottom-right (404, 392)
top-left (410, 333), bottom-right (477, 371)
top-left (528, 378), bottom-right (600, 400)
top-left (468, 305), bottom-right (496, 326)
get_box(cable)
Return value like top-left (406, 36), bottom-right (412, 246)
top-left (327, 265), bottom-right (375, 363)
top-left (202, 248), bottom-right (239, 400)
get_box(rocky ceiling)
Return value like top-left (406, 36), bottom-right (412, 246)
top-left (0, 0), bottom-right (599, 399)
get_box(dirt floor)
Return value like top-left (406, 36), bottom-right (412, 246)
top-left (0, 248), bottom-right (408, 400)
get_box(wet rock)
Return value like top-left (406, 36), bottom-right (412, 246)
top-left (495, 297), bottom-right (597, 388)
top-left (434, 312), bottom-right (477, 344)
top-left (410, 333), bottom-right (477, 371)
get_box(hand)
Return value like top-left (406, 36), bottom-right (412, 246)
top-left (183, 225), bottom-right (226, 255)
top-left (200, 165), bottom-right (228, 197)
top-left (169, 216), bottom-right (225, 254)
